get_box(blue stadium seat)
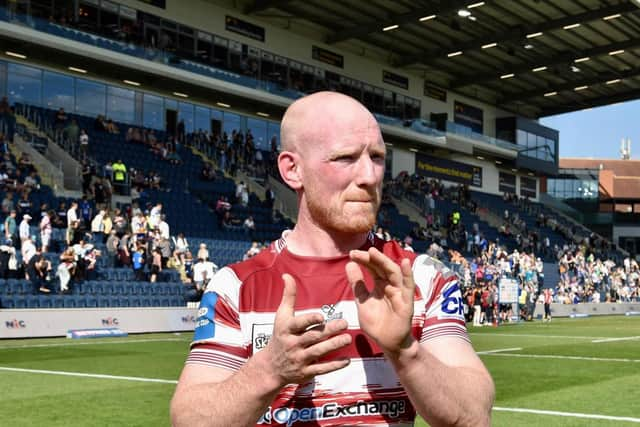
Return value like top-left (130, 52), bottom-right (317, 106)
top-left (85, 297), bottom-right (98, 308)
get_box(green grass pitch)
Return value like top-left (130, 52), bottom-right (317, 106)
top-left (1, 316), bottom-right (639, 426)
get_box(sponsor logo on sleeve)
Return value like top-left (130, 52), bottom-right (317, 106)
top-left (193, 292), bottom-right (218, 341)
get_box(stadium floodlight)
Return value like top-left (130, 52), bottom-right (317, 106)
top-left (409, 148), bottom-right (419, 152)
top-left (609, 49), bottom-right (625, 56)
top-left (256, 112), bottom-right (269, 117)
top-left (458, 9), bottom-right (472, 17)
top-left (382, 24), bottom-right (399, 31)
top-left (68, 66), bottom-right (87, 74)
top-left (526, 32), bottom-right (543, 38)
top-left (603, 13), bottom-right (621, 20)
top-left (563, 23), bottom-right (581, 30)
top-left (544, 91), bottom-right (558, 97)
top-left (606, 79), bottom-right (622, 85)
top-left (500, 73), bottom-right (515, 79)
top-left (216, 102), bottom-right (230, 108)
top-left (574, 57), bottom-right (590, 63)
top-left (532, 66), bottom-right (547, 72)
top-left (574, 85), bottom-right (588, 91)
top-left (123, 80), bottom-right (141, 86)
top-left (467, 2), bottom-right (485, 8)
top-left (5, 51), bottom-right (26, 59)
top-left (419, 15), bottom-right (436, 22)
top-left (482, 42), bottom-right (497, 49)
top-left (447, 51), bottom-right (463, 57)
top-left (173, 92), bottom-right (189, 98)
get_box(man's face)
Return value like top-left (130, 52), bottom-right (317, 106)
top-left (298, 110), bottom-right (385, 234)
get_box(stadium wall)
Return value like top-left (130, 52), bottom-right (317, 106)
top-left (116, 0), bottom-right (511, 136)
top-left (532, 303), bottom-right (640, 318)
top-left (0, 307), bottom-right (197, 339)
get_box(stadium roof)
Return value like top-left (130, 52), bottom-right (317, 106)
top-left (243, 0), bottom-right (640, 119)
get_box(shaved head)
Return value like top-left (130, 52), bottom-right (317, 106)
top-left (280, 91), bottom-right (379, 154)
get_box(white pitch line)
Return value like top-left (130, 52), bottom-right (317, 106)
top-left (477, 347), bottom-right (522, 355)
top-left (484, 353), bottom-right (640, 363)
top-left (592, 336), bottom-right (640, 343)
top-left (493, 406), bottom-right (640, 423)
top-left (469, 333), bottom-right (611, 340)
top-left (0, 337), bottom-right (189, 350)
top-left (2, 366), bottom-right (639, 423)
top-left (0, 366), bottom-right (178, 384)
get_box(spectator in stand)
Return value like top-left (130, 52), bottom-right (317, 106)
top-left (172, 232), bottom-right (189, 262)
top-left (243, 215), bottom-right (255, 239)
top-left (150, 248), bottom-right (163, 283)
top-left (112, 159), bottom-right (127, 195)
top-left (79, 129), bottom-right (89, 160)
top-left (16, 192), bottom-right (33, 217)
top-left (1, 192), bottom-right (14, 215)
top-left (264, 183), bottom-right (275, 210)
top-left (57, 247), bottom-right (76, 293)
top-left (54, 107), bottom-right (68, 133)
top-left (81, 162), bottom-right (92, 195)
top-left (105, 229), bottom-right (119, 268)
top-left (21, 235), bottom-right (37, 268)
top-left (192, 256), bottom-right (217, 292)
top-left (64, 119), bottom-right (80, 154)
top-left (243, 241), bottom-right (262, 260)
top-left (27, 253), bottom-right (52, 294)
top-left (4, 209), bottom-right (17, 247)
top-left (132, 246), bottom-right (146, 281)
top-left (66, 201), bottom-right (78, 227)
top-left (90, 209), bottom-right (106, 241)
top-left (196, 242), bottom-right (209, 262)
top-left (39, 210), bottom-right (52, 253)
top-left (18, 214), bottom-right (31, 245)
top-left (79, 196), bottom-right (92, 227)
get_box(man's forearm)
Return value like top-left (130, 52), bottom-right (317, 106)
top-left (387, 340), bottom-right (494, 427)
top-left (171, 353), bottom-right (282, 427)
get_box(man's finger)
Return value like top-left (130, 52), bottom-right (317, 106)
top-left (288, 312), bottom-right (326, 333)
top-left (298, 319), bottom-right (349, 347)
top-left (303, 333), bottom-right (352, 361)
top-left (366, 247), bottom-right (405, 284)
top-left (400, 258), bottom-right (416, 295)
top-left (346, 261), bottom-right (369, 304)
top-left (276, 274), bottom-right (297, 319)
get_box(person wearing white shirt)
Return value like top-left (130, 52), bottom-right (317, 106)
top-left (19, 214), bottom-right (31, 243)
top-left (21, 237), bottom-right (36, 265)
top-left (158, 218), bottom-right (170, 240)
top-left (67, 201), bottom-right (78, 227)
top-left (149, 203), bottom-right (162, 228)
top-left (192, 258), bottom-right (217, 290)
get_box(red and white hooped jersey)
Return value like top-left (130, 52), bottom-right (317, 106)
top-left (187, 232), bottom-right (468, 426)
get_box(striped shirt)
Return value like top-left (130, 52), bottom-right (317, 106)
top-left (187, 232), bottom-right (468, 426)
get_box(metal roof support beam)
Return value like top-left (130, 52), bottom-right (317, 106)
top-left (451, 38), bottom-right (640, 89)
top-left (500, 67), bottom-right (640, 103)
top-left (244, 0), bottom-right (295, 14)
top-left (325, 0), bottom-right (473, 44)
top-left (395, 2), bottom-right (639, 67)
top-left (539, 88), bottom-right (640, 117)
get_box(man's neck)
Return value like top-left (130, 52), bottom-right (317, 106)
top-left (285, 223), bottom-right (369, 258)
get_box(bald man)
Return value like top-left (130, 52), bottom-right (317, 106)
top-left (171, 92), bottom-right (494, 427)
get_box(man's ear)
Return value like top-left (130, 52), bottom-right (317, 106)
top-left (278, 151), bottom-right (302, 190)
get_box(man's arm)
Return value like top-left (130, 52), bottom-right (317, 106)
top-left (347, 248), bottom-right (494, 427)
top-left (170, 354), bottom-right (281, 427)
top-left (171, 274), bottom-right (352, 427)
top-left (387, 337), bottom-right (494, 427)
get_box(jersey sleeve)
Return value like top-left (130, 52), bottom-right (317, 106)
top-left (186, 267), bottom-right (249, 371)
top-left (412, 254), bottom-right (470, 343)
